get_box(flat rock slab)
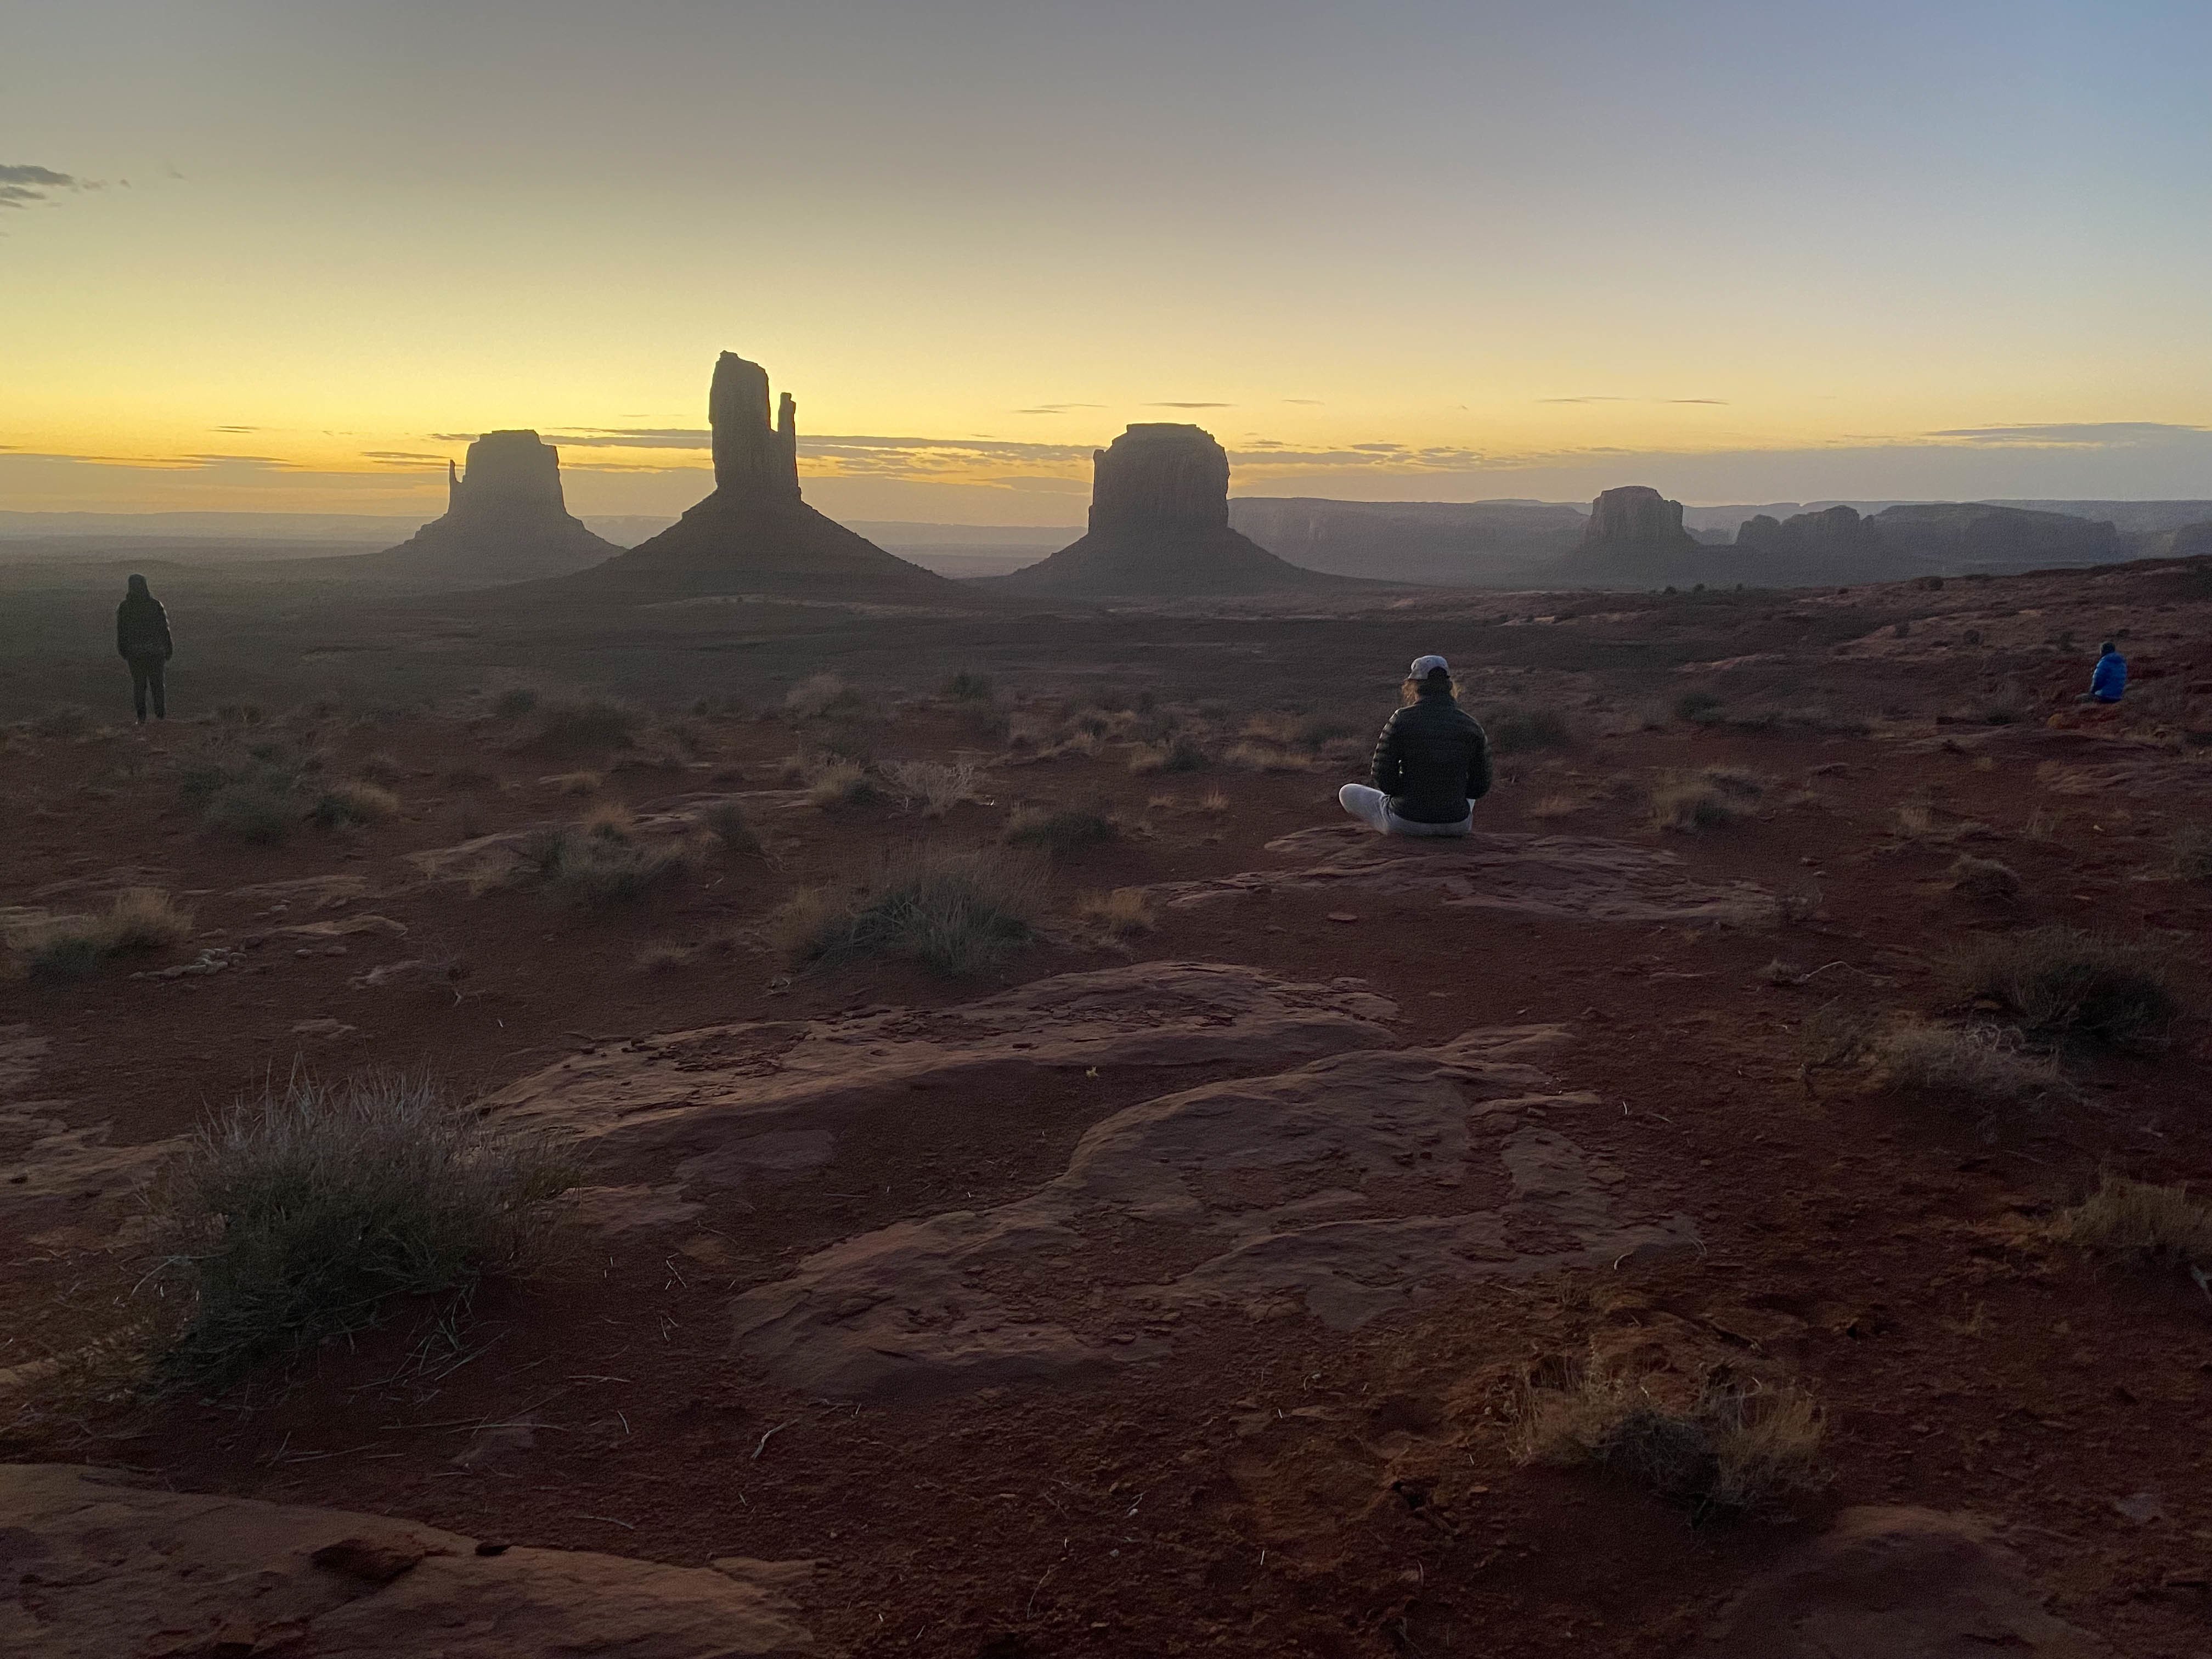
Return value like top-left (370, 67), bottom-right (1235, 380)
top-left (482, 963), bottom-right (1398, 1200)
top-left (0, 1463), bottom-right (823, 1658)
top-left (729, 1025), bottom-right (1698, 1402)
top-left (1146, 825), bottom-right (1770, 923)
top-left (1698, 1505), bottom-right (2105, 1657)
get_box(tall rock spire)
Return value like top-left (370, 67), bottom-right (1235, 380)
top-left (709, 352), bottom-right (800, 500)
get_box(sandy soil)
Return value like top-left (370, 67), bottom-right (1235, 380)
top-left (3, 555), bottom-right (2210, 1656)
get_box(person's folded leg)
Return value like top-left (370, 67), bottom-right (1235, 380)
top-left (1384, 805), bottom-right (1474, 837)
top-left (1338, 783), bottom-right (1392, 832)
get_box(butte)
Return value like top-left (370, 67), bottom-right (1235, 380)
top-left (985, 423), bottom-right (1351, 597)
top-left (366, 430), bottom-right (619, 583)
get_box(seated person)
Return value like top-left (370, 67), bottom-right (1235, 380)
top-left (2076, 640), bottom-right (2127, 706)
top-left (1338, 654), bottom-right (1493, 837)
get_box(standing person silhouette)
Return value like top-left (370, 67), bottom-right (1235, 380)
top-left (115, 574), bottom-right (174, 724)
top-left (1338, 654), bottom-right (1493, 837)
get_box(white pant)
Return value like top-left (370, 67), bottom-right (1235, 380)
top-left (1339, 784), bottom-right (1473, 838)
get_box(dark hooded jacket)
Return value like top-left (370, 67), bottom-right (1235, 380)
top-left (1370, 687), bottom-right (1492, 823)
top-left (116, 575), bottom-right (173, 661)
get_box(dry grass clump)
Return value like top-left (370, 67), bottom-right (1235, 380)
top-left (1485, 707), bottom-right (1572, 754)
top-left (204, 779), bottom-right (297, 844)
top-left (785, 673), bottom-right (864, 718)
top-left (512, 816), bottom-right (694, 906)
top-left (543, 770), bottom-right (602, 796)
top-left (2052, 1174), bottom-right (2212, 1265)
top-left (1514, 1370), bottom-right (1825, 1516)
top-left (1871, 1022), bottom-right (2058, 1104)
top-left (1650, 767), bottom-right (1761, 833)
top-left (308, 780), bottom-right (400, 828)
top-left (1527, 794), bottom-right (1585, 820)
top-left (356, 752), bottom-right (405, 786)
top-left (882, 758), bottom-right (981, 816)
top-left (806, 760), bottom-right (883, 809)
top-left (1222, 742), bottom-right (1312, 772)
top-left (1951, 926), bottom-right (2183, 1048)
top-left (702, 799), bottom-right (761, 856)
top-left (1004, 805), bottom-right (1117, 857)
top-left (1197, 789), bottom-right (1231, 814)
top-left (146, 1073), bottom-right (577, 1387)
top-left (1128, 733), bottom-right (1209, 774)
top-left (774, 846), bottom-right (1043, 976)
top-left (15, 888), bottom-right (195, 981)
top-left (1242, 711), bottom-right (1358, 751)
top-left (942, 670), bottom-right (995, 701)
top-left (1077, 888), bottom-right (1155, 936)
top-left (535, 698), bottom-right (639, 751)
top-left (1949, 855), bottom-right (2021, 900)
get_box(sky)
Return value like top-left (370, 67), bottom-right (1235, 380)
top-left (5, 0), bottom-right (2210, 524)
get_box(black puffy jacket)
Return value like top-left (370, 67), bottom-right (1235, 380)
top-left (116, 589), bottom-right (173, 660)
top-left (1369, 690), bottom-right (1492, 823)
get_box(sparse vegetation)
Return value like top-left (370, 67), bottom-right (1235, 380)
top-left (357, 752), bottom-right (405, 785)
top-left (702, 799), bottom-right (761, 855)
top-left (785, 673), bottom-right (863, 718)
top-left (1077, 888), bottom-right (1155, 936)
top-left (203, 777), bottom-right (298, 843)
top-left (146, 1073), bottom-right (577, 1387)
top-left (1242, 711), bottom-right (1357, 751)
top-left (14, 888), bottom-right (195, 981)
top-left (1128, 733), bottom-right (1208, 774)
top-left (1674, 690), bottom-right (1724, 725)
top-left (1222, 741), bottom-right (1311, 772)
top-left (2053, 1174), bottom-right (2212, 1265)
top-left (1650, 767), bottom-right (1760, 833)
top-left (1514, 1369), bottom-right (1825, 1517)
top-left (1198, 789), bottom-right (1231, 814)
top-left (807, 761), bottom-right (882, 809)
top-left (775, 845), bottom-right (1042, 975)
top-left (1005, 805), bottom-right (1116, 856)
top-left (943, 670), bottom-right (995, 701)
top-left (1486, 706), bottom-right (1572, 753)
top-left (308, 780), bottom-right (400, 828)
top-left (882, 758), bottom-right (981, 816)
top-left (535, 698), bottom-right (638, 751)
top-left (1951, 927), bottom-right (2183, 1048)
top-left (510, 816), bottom-right (695, 905)
top-left (1871, 1022), bottom-right (2057, 1104)
top-left (1527, 794), bottom-right (1584, 820)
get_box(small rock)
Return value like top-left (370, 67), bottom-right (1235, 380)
top-left (1325, 912), bottom-right (1359, 923)
top-left (311, 1535), bottom-right (434, 1585)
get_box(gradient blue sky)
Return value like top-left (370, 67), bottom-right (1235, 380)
top-left (5, 0), bottom-right (2209, 521)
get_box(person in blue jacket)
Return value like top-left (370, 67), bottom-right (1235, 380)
top-left (2076, 640), bottom-right (2126, 707)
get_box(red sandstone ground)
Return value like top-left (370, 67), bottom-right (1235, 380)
top-left (3, 556), bottom-right (2211, 1656)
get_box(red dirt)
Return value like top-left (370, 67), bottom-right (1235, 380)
top-left (4, 557), bottom-right (2211, 1656)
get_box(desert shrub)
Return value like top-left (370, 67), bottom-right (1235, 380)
top-left (544, 770), bottom-right (602, 795)
top-left (493, 687), bottom-right (540, 719)
top-left (1674, 690), bottom-right (1724, 725)
top-left (148, 1073), bottom-right (577, 1386)
top-left (1128, 734), bottom-right (1208, 774)
top-left (1078, 888), bottom-right (1155, 936)
top-left (1799, 1002), bottom-right (1880, 1069)
top-left (1223, 742), bottom-right (1310, 772)
top-left (535, 698), bottom-right (639, 751)
top-left (1871, 1022), bottom-right (2057, 1103)
top-left (943, 670), bottom-right (995, 701)
top-left (1514, 1371), bottom-right (1825, 1517)
top-left (807, 761), bottom-right (882, 809)
top-left (1244, 711), bottom-right (1357, 751)
top-left (2053, 1175), bottom-right (2212, 1265)
top-left (1951, 927), bottom-right (2183, 1047)
top-left (204, 778), bottom-right (296, 843)
top-left (512, 820), bottom-right (692, 905)
top-left (308, 780), bottom-right (400, 828)
top-left (777, 846), bottom-right (1042, 975)
top-left (1198, 789), bottom-right (1230, 814)
top-left (785, 674), bottom-right (862, 718)
top-left (22, 931), bottom-right (110, 983)
top-left (957, 703), bottom-right (1012, 744)
top-left (579, 798), bottom-right (636, 839)
top-left (702, 799), bottom-right (761, 855)
top-left (356, 752), bottom-right (404, 785)
top-left (1650, 771), bottom-right (1747, 833)
top-left (882, 758), bottom-right (980, 816)
top-left (2173, 826), bottom-right (2212, 883)
top-left (1528, 794), bottom-right (1584, 820)
top-left (1949, 855), bottom-right (2021, 901)
top-left (1486, 707), bottom-right (1572, 753)
top-left (1005, 806), bottom-right (1116, 856)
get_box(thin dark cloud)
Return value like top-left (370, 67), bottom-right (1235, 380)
top-left (1014, 403), bottom-right (1103, 415)
top-left (1665, 398), bottom-right (1729, 405)
top-left (211, 425), bottom-right (260, 434)
top-left (1928, 421), bottom-right (2210, 447)
top-left (360, 449), bottom-right (448, 462)
top-left (1539, 395), bottom-right (1630, 403)
top-left (0, 163), bottom-right (82, 208)
top-left (540, 427), bottom-right (711, 449)
top-left (1148, 401), bottom-right (1232, 409)
top-left (1283, 398), bottom-right (1324, 405)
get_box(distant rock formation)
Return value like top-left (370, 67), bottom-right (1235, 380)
top-left (2165, 521), bottom-right (2212, 559)
top-left (1736, 504), bottom-right (1881, 560)
top-left (1866, 503), bottom-right (2120, 572)
top-left (1231, 497), bottom-right (1586, 585)
top-left (1553, 485), bottom-right (1711, 583)
top-left (569, 353), bottom-right (957, 602)
top-left (986, 425), bottom-right (1351, 597)
top-left (366, 431), bottom-right (618, 584)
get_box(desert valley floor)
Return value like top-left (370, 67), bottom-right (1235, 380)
top-left (4, 555), bottom-right (2211, 1656)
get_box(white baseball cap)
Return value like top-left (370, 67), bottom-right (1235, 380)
top-left (1409, 654), bottom-right (1450, 679)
